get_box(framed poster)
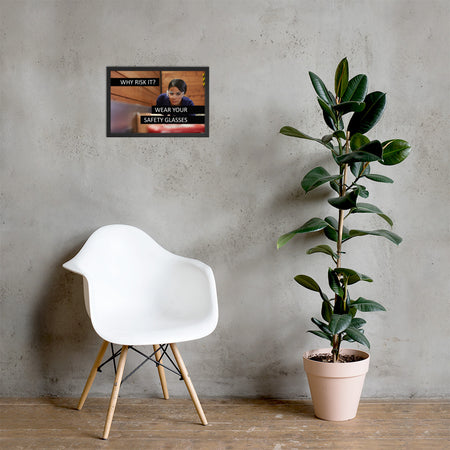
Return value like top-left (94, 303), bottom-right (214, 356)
top-left (107, 66), bottom-right (209, 137)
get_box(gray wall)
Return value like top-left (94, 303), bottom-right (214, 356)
top-left (1, 0), bottom-right (449, 399)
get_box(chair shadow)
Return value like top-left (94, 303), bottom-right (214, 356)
top-left (31, 245), bottom-right (97, 398)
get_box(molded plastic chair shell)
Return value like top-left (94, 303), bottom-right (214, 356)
top-left (63, 224), bottom-right (218, 346)
top-left (63, 224), bottom-right (218, 439)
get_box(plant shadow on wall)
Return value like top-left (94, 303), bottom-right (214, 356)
top-left (277, 58), bottom-right (410, 420)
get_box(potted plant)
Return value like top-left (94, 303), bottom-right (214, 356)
top-left (277, 58), bottom-right (410, 421)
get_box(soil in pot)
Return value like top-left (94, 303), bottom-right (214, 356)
top-left (308, 352), bottom-right (365, 363)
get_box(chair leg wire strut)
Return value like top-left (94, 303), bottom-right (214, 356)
top-left (98, 344), bottom-right (183, 383)
top-left (77, 340), bottom-right (208, 440)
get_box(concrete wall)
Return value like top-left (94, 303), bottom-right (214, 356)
top-left (1, 0), bottom-right (449, 399)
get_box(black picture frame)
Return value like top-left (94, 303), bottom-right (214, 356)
top-left (107, 66), bottom-right (209, 137)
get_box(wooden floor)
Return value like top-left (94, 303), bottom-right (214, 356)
top-left (1, 397), bottom-right (449, 449)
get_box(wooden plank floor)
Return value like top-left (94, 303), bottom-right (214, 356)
top-left (1, 398), bottom-right (449, 449)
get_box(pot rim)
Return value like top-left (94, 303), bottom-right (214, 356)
top-left (303, 348), bottom-right (370, 378)
top-left (303, 347), bottom-right (370, 364)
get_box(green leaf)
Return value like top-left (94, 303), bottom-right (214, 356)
top-left (335, 58), bottom-right (349, 99)
top-left (380, 139), bottom-right (411, 166)
top-left (333, 293), bottom-right (349, 315)
top-left (307, 244), bottom-right (338, 260)
top-left (301, 167), bottom-right (341, 193)
top-left (342, 74), bottom-right (368, 103)
top-left (351, 162), bottom-right (371, 178)
top-left (334, 268), bottom-right (373, 284)
top-left (350, 162), bottom-right (363, 178)
top-left (280, 126), bottom-right (313, 139)
top-left (337, 152), bottom-right (380, 164)
top-left (325, 216), bottom-right (338, 228)
top-left (292, 218), bottom-right (330, 234)
top-left (323, 111), bottom-right (336, 131)
top-left (294, 275), bottom-right (321, 292)
top-left (351, 202), bottom-right (394, 227)
top-left (351, 317), bottom-right (367, 329)
top-left (355, 184), bottom-right (369, 198)
top-left (333, 101), bottom-right (365, 115)
top-left (277, 233), bottom-right (296, 249)
top-left (327, 95), bottom-right (345, 131)
top-left (318, 97), bottom-right (337, 123)
top-left (308, 330), bottom-right (332, 341)
top-left (328, 268), bottom-right (343, 296)
top-left (349, 229), bottom-right (402, 245)
top-left (324, 216), bottom-right (350, 242)
top-left (351, 297), bottom-right (386, 312)
top-left (311, 317), bottom-right (332, 335)
top-left (324, 226), bottom-right (338, 242)
top-left (329, 314), bottom-right (352, 334)
top-left (336, 140), bottom-right (383, 164)
top-left (329, 180), bottom-right (340, 193)
top-left (277, 218), bottom-right (330, 248)
top-left (321, 301), bottom-right (333, 322)
top-left (328, 189), bottom-right (359, 210)
top-left (323, 111), bottom-right (344, 132)
top-left (279, 126), bottom-right (334, 150)
top-left (350, 133), bottom-right (370, 151)
top-left (365, 173), bottom-right (394, 183)
top-left (333, 130), bottom-right (346, 140)
top-left (345, 327), bottom-right (370, 348)
top-left (348, 91), bottom-right (386, 136)
top-left (309, 71), bottom-right (334, 105)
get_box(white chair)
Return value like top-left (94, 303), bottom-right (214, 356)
top-left (63, 224), bottom-right (218, 439)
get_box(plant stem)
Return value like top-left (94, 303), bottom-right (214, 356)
top-left (347, 161), bottom-right (370, 191)
top-left (336, 132), bottom-right (350, 268)
top-left (333, 132), bottom-right (351, 362)
top-left (332, 335), bottom-right (340, 363)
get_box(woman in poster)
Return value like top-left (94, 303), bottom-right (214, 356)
top-left (156, 79), bottom-right (194, 107)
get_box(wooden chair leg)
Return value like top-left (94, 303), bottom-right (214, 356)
top-left (153, 345), bottom-right (169, 400)
top-left (170, 343), bottom-right (208, 426)
top-left (102, 345), bottom-right (128, 440)
top-left (77, 340), bottom-right (109, 410)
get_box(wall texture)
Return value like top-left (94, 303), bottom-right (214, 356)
top-left (1, 0), bottom-right (449, 399)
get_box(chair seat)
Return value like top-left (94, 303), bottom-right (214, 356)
top-left (92, 314), bottom-right (216, 346)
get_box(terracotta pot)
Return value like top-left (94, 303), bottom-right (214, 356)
top-left (303, 347), bottom-right (370, 421)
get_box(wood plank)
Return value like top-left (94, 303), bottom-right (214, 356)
top-left (0, 398), bottom-right (449, 448)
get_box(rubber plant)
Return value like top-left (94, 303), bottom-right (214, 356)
top-left (278, 58), bottom-right (411, 362)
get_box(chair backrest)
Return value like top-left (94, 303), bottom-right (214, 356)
top-left (64, 224), bottom-right (169, 277)
top-left (63, 225), bottom-right (218, 336)
top-left (63, 225), bottom-right (167, 317)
